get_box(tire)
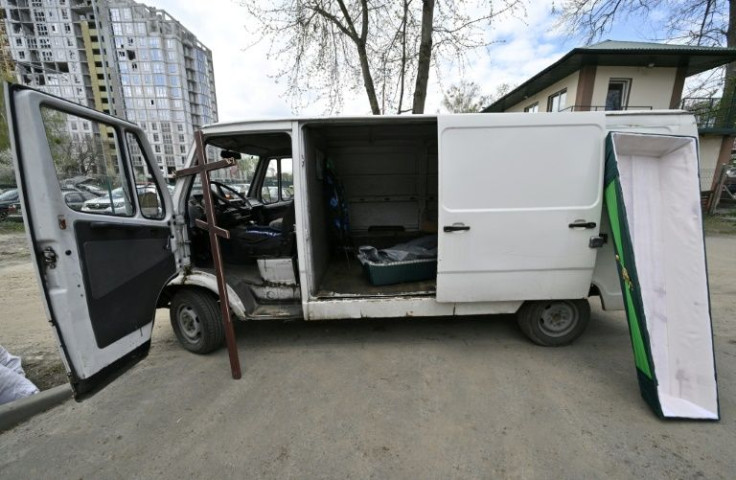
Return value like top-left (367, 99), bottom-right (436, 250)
top-left (170, 289), bottom-right (225, 354)
top-left (516, 299), bottom-right (590, 346)
top-left (0, 210), bottom-right (7, 221)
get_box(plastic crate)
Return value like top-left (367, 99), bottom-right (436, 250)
top-left (361, 258), bottom-right (437, 286)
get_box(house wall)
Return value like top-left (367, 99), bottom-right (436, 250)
top-left (699, 136), bottom-right (726, 191)
top-left (505, 72), bottom-right (579, 112)
top-left (590, 66), bottom-right (677, 109)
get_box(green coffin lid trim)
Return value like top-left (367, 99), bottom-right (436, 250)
top-left (604, 182), bottom-right (653, 379)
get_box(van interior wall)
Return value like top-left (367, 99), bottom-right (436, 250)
top-left (303, 121), bottom-right (439, 295)
top-left (302, 129), bottom-right (331, 295)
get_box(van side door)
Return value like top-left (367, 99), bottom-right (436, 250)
top-left (436, 113), bottom-right (606, 302)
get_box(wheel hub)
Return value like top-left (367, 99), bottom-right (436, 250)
top-left (178, 305), bottom-right (201, 341)
top-left (539, 302), bottom-right (576, 337)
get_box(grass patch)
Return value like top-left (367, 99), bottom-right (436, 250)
top-left (0, 218), bottom-right (25, 233)
top-left (703, 214), bottom-right (736, 235)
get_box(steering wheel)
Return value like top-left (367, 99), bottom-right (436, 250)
top-left (210, 181), bottom-right (253, 213)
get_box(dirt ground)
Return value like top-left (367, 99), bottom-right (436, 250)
top-left (0, 228), bottom-right (65, 390)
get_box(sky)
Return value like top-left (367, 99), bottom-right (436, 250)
top-left (147, 0), bottom-right (669, 121)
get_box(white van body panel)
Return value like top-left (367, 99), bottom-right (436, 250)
top-left (306, 298), bottom-right (522, 320)
top-left (436, 113), bottom-right (606, 303)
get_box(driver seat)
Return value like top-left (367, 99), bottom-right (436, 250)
top-left (267, 201), bottom-right (295, 232)
top-left (223, 201), bottom-right (296, 262)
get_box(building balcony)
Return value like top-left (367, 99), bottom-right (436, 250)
top-left (559, 105), bottom-right (653, 112)
top-left (680, 97), bottom-right (736, 135)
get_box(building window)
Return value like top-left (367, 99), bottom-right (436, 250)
top-left (606, 79), bottom-right (631, 111)
top-left (36, 24), bottom-right (48, 36)
top-left (547, 89), bottom-right (567, 112)
top-left (524, 102), bottom-right (539, 113)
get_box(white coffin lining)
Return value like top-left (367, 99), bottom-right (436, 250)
top-left (612, 133), bottom-right (718, 419)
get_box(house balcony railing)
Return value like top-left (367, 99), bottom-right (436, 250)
top-left (680, 97), bottom-right (736, 135)
top-left (558, 105), bottom-right (653, 112)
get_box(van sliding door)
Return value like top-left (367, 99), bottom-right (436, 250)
top-left (436, 113), bottom-right (606, 302)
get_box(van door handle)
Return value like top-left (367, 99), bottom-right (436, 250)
top-left (444, 225), bottom-right (470, 232)
top-left (568, 221), bottom-right (597, 229)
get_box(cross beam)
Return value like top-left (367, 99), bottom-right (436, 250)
top-left (175, 131), bottom-right (241, 379)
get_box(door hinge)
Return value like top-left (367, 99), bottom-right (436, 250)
top-left (41, 247), bottom-right (58, 269)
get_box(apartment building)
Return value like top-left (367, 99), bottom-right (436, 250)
top-left (0, 0), bottom-right (217, 178)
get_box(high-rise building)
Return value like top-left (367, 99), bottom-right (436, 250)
top-left (0, 0), bottom-right (217, 178)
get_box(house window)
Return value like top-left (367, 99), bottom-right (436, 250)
top-left (524, 102), bottom-right (539, 113)
top-left (606, 79), bottom-right (631, 111)
top-left (547, 89), bottom-right (567, 112)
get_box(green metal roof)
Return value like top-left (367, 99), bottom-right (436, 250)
top-left (483, 40), bottom-right (736, 112)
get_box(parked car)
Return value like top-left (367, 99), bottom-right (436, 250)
top-left (0, 188), bottom-right (19, 221)
top-left (81, 187), bottom-right (132, 215)
top-left (61, 189), bottom-right (97, 211)
top-left (81, 185), bottom-right (162, 217)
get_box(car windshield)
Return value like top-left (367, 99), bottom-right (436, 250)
top-left (0, 189), bottom-right (17, 200)
top-left (91, 187), bottom-right (125, 201)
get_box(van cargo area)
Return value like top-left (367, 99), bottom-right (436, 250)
top-left (196, 119), bottom-right (440, 301)
top-left (301, 119), bottom-right (439, 299)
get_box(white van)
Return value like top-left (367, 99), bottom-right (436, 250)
top-left (5, 85), bottom-right (700, 396)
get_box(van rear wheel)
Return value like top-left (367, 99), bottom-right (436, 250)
top-left (170, 289), bottom-right (224, 354)
top-left (517, 299), bottom-right (590, 346)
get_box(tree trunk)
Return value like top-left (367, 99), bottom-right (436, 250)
top-left (723, 0), bottom-right (736, 126)
top-left (412, 0), bottom-right (435, 114)
top-left (725, 1), bottom-right (736, 84)
top-left (357, 42), bottom-right (381, 114)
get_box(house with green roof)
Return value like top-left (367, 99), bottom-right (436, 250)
top-left (483, 40), bottom-right (736, 205)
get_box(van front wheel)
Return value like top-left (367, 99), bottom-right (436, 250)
top-left (517, 299), bottom-right (590, 346)
top-left (170, 289), bottom-right (225, 354)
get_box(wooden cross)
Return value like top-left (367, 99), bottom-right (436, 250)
top-left (175, 130), bottom-right (241, 379)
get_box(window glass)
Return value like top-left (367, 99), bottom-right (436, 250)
top-left (126, 133), bottom-right (165, 219)
top-left (281, 158), bottom-right (293, 200)
top-left (261, 158), bottom-right (279, 204)
top-left (261, 157), bottom-right (293, 204)
top-left (41, 107), bottom-right (134, 216)
top-left (547, 89), bottom-right (567, 112)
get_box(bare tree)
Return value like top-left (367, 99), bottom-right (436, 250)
top-left (441, 80), bottom-right (512, 112)
top-left (239, 0), bottom-right (523, 114)
top-left (556, 0), bottom-right (736, 90)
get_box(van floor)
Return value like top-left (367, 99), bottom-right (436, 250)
top-left (316, 257), bottom-right (436, 298)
